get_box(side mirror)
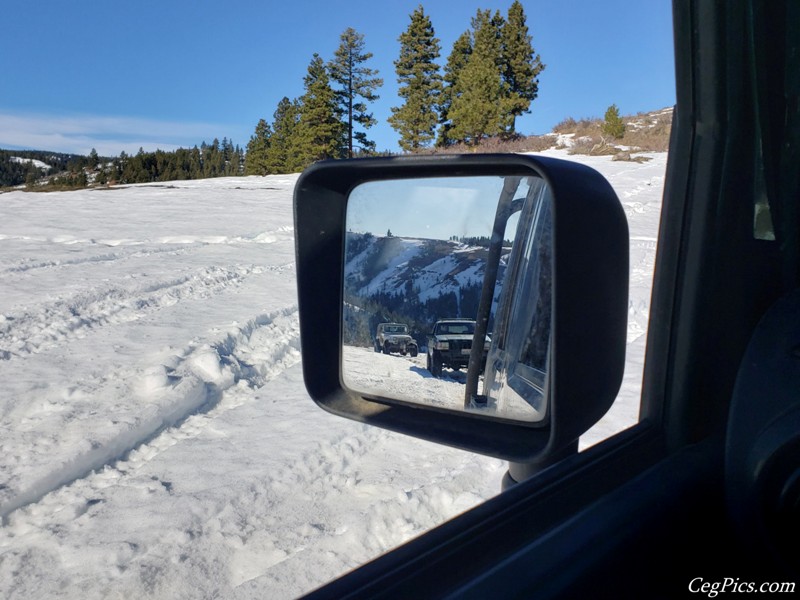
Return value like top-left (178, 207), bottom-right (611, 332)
top-left (294, 154), bottom-right (628, 463)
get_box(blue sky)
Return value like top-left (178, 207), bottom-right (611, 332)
top-left (1, 0), bottom-right (674, 157)
top-left (349, 176), bottom-right (517, 239)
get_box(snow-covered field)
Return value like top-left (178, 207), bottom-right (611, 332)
top-left (0, 149), bottom-right (665, 598)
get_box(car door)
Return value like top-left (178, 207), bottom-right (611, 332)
top-left (300, 1), bottom-right (799, 597)
top-left (483, 176), bottom-right (551, 420)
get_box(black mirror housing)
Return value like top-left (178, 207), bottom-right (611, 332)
top-left (294, 154), bottom-right (628, 462)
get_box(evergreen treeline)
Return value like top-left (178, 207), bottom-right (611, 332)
top-left (0, 149), bottom-right (92, 187)
top-left (106, 139), bottom-right (244, 184)
top-left (245, 1), bottom-right (543, 175)
top-left (1, 140), bottom-right (244, 190)
top-left (448, 235), bottom-right (514, 248)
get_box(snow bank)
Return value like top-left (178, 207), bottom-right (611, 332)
top-left (0, 150), bottom-right (666, 598)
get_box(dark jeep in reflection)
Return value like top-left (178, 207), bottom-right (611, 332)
top-left (375, 322), bottom-right (418, 356)
top-left (427, 319), bottom-right (489, 378)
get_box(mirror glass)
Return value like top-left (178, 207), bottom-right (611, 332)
top-left (341, 175), bottom-right (552, 423)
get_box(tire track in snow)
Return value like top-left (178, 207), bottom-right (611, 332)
top-left (210, 425), bottom-right (501, 588)
top-left (0, 306), bottom-right (301, 524)
top-left (0, 262), bottom-right (294, 360)
top-left (1, 245), bottom-right (192, 275)
top-left (0, 226), bottom-right (294, 276)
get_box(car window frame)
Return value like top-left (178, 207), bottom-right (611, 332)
top-left (300, 0), bottom-right (792, 596)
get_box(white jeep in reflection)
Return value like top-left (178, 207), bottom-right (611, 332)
top-left (375, 323), bottom-right (418, 357)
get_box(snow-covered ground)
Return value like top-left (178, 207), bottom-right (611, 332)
top-left (0, 149), bottom-right (665, 598)
top-left (343, 346), bottom-right (541, 422)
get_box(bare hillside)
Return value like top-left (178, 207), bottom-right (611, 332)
top-left (426, 107), bottom-right (673, 158)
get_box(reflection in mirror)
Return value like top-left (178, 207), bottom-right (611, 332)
top-left (341, 175), bottom-right (552, 423)
top-left (484, 179), bottom-right (553, 422)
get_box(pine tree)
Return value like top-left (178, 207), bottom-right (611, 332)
top-left (233, 144), bottom-right (244, 176)
top-left (447, 10), bottom-right (508, 145)
top-left (245, 120), bottom-right (272, 175)
top-left (221, 137), bottom-right (234, 175)
top-left (501, 1), bottom-right (545, 134)
top-left (602, 104), bottom-right (626, 139)
top-left (389, 6), bottom-right (443, 152)
top-left (328, 28), bottom-right (383, 157)
top-left (114, 151), bottom-right (128, 182)
top-left (88, 148), bottom-right (99, 169)
top-left (202, 138), bottom-right (225, 178)
top-left (190, 147), bottom-right (202, 178)
top-left (267, 97), bottom-right (302, 173)
top-left (437, 30), bottom-right (472, 146)
top-left (296, 54), bottom-right (343, 166)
